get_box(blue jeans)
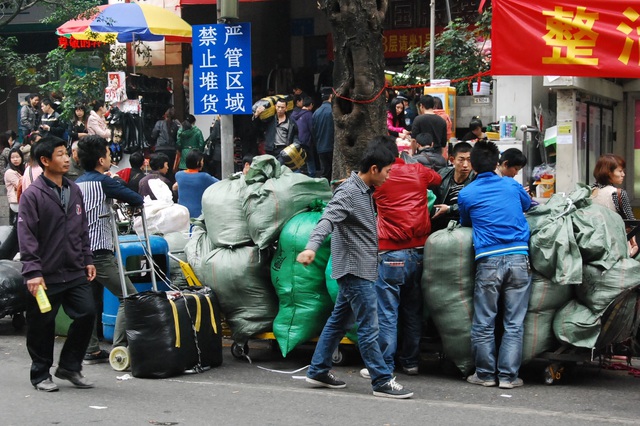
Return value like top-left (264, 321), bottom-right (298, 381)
top-left (308, 274), bottom-right (392, 389)
top-left (375, 249), bottom-right (423, 371)
top-left (471, 254), bottom-right (532, 383)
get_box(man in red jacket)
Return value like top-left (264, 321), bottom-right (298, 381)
top-left (361, 136), bottom-right (441, 379)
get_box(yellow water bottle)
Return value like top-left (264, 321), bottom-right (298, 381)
top-left (35, 285), bottom-right (51, 313)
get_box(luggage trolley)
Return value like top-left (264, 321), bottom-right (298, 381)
top-left (106, 204), bottom-right (163, 371)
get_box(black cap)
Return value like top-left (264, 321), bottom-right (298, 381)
top-left (320, 87), bottom-right (333, 95)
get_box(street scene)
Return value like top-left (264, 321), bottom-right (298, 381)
top-left (2, 319), bottom-right (640, 425)
top-left (1, 0), bottom-right (640, 424)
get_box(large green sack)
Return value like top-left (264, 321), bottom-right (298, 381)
top-left (423, 222), bottom-right (475, 376)
top-left (577, 259), bottom-right (640, 313)
top-left (522, 272), bottom-right (574, 363)
top-left (201, 172), bottom-right (251, 248)
top-left (271, 204), bottom-right (334, 356)
top-left (571, 203), bottom-right (628, 269)
top-left (526, 187), bottom-right (589, 285)
top-left (184, 220), bottom-right (212, 285)
top-left (325, 257), bottom-right (359, 343)
top-left (244, 155), bottom-right (332, 249)
top-left (202, 245), bottom-right (276, 343)
top-left (553, 299), bottom-right (601, 348)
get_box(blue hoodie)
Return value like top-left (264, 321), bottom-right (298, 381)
top-left (458, 172), bottom-right (531, 260)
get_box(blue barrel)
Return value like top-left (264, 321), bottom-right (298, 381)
top-left (102, 235), bottom-right (171, 342)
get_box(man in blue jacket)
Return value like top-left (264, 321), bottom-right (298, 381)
top-left (76, 136), bottom-right (144, 363)
top-left (312, 87), bottom-right (334, 181)
top-left (18, 135), bottom-right (96, 391)
top-left (458, 140), bottom-right (532, 390)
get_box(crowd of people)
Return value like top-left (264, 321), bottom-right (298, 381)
top-left (2, 88), bottom-right (635, 400)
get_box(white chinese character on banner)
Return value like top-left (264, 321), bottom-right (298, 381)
top-left (225, 48), bottom-right (243, 68)
top-left (225, 25), bottom-right (243, 44)
top-left (199, 27), bottom-right (217, 46)
top-left (226, 93), bottom-right (245, 112)
top-left (200, 51), bottom-right (218, 68)
top-left (226, 71), bottom-right (244, 90)
top-left (201, 94), bottom-right (219, 113)
top-left (199, 72), bottom-right (219, 90)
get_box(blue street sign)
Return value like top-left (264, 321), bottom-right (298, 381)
top-left (193, 23), bottom-right (252, 115)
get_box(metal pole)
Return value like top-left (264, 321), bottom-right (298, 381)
top-left (430, 0), bottom-right (436, 82)
top-left (218, 3), bottom-right (235, 179)
top-left (444, 0), bottom-right (452, 23)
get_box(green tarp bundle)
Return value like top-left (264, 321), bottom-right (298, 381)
top-left (202, 245), bottom-right (276, 344)
top-left (183, 220), bottom-right (212, 285)
top-left (553, 299), bottom-right (601, 348)
top-left (201, 172), bottom-right (252, 248)
top-left (243, 155), bottom-right (332, 249)
top-left (577, 259), bottom-right (640, 314)
top-left (271, 202), bottom-right (334, 356)
top-left (423, 222), bottom-right (475, 376)
top-left (522, 271), bottom-right (574, 364)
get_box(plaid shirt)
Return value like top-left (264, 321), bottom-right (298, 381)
top-left (306, 171), bottom-right (378, 281)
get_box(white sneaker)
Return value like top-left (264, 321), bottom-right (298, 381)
top-left (359, 368), bottom-right (370, 379)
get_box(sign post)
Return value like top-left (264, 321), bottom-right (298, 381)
top-left (192, 23), bottom-right (252, 178)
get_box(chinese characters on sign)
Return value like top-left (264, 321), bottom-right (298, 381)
top-left (492, 0), bottom-right (640, 77)
top-left (382, 29), bottom-right (430, 59)
top-left (192, 23), bottom-right (252, 115)
top-left (57, 36), bottom-right (104, 50)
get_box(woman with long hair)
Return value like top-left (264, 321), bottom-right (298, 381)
top-left (68, 103), bottom-right (89, 143)
top-left (591, 153), bottom-right (637, 256)
top-left (0, 131), bottom-right (13, 180)
top-left (4, 147), bottom-right (24, 224)
top-left (387, 97), bottom-right (411, 152)
top-left (87, 100), bottom-right (111, 140)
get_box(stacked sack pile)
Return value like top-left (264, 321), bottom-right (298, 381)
top-left (422, 184), bottom-right (640, 377)
top-left (185, 155), bottom-right (333, 350)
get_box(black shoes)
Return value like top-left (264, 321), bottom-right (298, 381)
top-left (305, 371), bottom-right (347, 389)
top-left (373, 378), bottom-right (414, 399)
top-left (83, 349), bottom-right (110, 365)
top-left (34, 378), bottom-right (59, 392)
top-left (54, 367), bottom-right (94, 389)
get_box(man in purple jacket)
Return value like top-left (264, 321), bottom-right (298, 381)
top-left (18, 135), bottom-right (97, 392)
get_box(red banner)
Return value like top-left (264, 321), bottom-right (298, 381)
top-left (493, 0), bottom-right (640, 77)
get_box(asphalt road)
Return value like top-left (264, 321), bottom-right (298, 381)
top-left (1, 317), bottom-right (640, 426)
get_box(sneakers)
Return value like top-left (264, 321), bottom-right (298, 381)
top-left (499, 378), bottom-right (524, 389)
top-left (34, 378), bottom-right (59, 392)
top-left (402, 366), bottom-right (419, 376)
top-left (83, 349), bottom-right (110, 365)
top-left (54, 367), bottom-right (94, 389)
top-left (373, 377), bottom-right (413, 399)
top-left (360, 368), bottom-right (370, 379)
top-left (306, 371), bottom-right (346, 389)
top-left (466, 373), bottom-right (497, 387)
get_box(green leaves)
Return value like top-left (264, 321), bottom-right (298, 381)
top-left (401, 9), bottom-right (492, 95)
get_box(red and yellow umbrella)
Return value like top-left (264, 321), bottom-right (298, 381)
top-left (56, 2), bottom-right (192, 43)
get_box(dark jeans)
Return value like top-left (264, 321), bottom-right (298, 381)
top-left (318, 151), bottom-right (333, 182)
top-left (308, 274), bottom-right (393, 389)
top-left (26, 277), bottom-right (95, 385)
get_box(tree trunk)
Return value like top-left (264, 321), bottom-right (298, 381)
top-left (319, 0), bottom-right (388, 180)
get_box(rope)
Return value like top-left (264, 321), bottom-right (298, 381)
top-left (330, 70), bottom-right (493, 104)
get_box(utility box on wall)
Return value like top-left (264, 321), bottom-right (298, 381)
top-left (424, 86), bottom-right (457, 131)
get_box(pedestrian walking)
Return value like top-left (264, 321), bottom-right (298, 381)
top-left (18, 135), bottom-right (97, 392)
top-left (297, 140), bottom-right (414, 399)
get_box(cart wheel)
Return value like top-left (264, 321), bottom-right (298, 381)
top-left (332, 346), bottom-right (348, 366)
top-left (231, 342), bottom-right (249, 359)
top-left (543, 363), bottom-right (563, 385)
top-left (110, 346), bottom-right (131, 371)
top-left (12, 312), bottom-right (25, 331)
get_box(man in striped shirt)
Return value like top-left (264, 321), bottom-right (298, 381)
top-left (76, 136), bottom-right (144, 364)
top-left (297, 141), bottom-right (413, 399)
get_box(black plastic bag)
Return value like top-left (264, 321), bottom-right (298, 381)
top-left (0, 260), bottom-right (27, 316)
top-left (125, 288), bottom-right (222, 379)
